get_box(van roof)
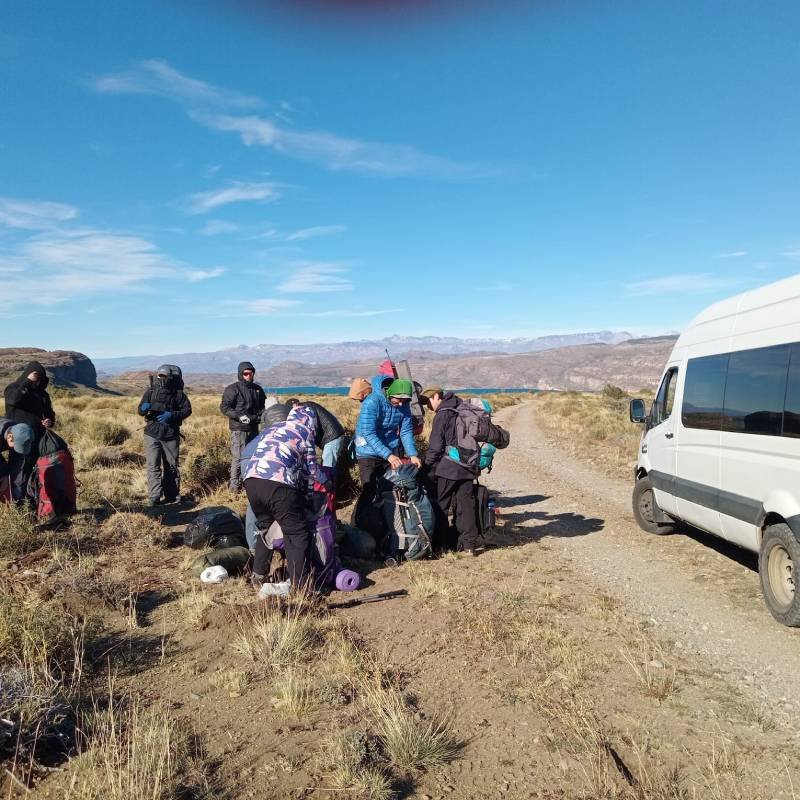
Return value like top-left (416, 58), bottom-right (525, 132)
top-left (686, 273), bottom-right (800, 328)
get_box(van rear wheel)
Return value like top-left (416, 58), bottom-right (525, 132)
top-left (759, 523), bottom-right (800, 627)
top-left (632, 476), bottom-right (675, 535)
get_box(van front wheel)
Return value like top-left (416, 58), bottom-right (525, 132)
top-left (632, 476), bottom-right (675, 535)
top-left (759, 524), bottom-right (800, 627)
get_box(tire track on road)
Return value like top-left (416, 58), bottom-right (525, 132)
top-left (487, 400), bottom-right (800, 731)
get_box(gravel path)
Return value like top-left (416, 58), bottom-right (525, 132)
top-left (487, 400), bottom-right (800, 732)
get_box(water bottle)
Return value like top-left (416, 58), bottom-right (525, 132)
top-left (487, 500), bottom-right (496, 529)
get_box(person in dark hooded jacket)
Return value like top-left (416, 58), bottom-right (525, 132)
top-left (420, 386), bottom-right (481, 555)
top-left (220, 362), bottom-right (266, 492)
top-left (138, 365), bottom-right (192, 506)
top-left (4, 361), bottom-right (56, 495)
top-left (4, 361), bottom-right (56, 441)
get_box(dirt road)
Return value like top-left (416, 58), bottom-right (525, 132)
top-left (487, 400), bottom-right (800, 732)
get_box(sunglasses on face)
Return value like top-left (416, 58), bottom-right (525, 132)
top-left (242, 371), bottom-right (254, 376)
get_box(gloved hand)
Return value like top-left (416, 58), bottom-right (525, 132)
top-left (156, 411), bottom-right (173, 424)
top-left (239, 415), bottom-right (251, 425)
top-left (140, 402), bottom-right (151, 412)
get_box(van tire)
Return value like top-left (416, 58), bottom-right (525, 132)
top-left (632, 476), bottom-right (675, 535)
top-left (759, 523), bottom-right (800, 627)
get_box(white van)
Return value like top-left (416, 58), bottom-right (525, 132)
top-left (630, 274), bottom-right (800, 626)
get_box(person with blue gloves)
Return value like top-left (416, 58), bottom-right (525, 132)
top-left (138, 365), bottom-right (192, 507)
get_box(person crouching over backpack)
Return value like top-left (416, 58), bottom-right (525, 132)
top-left (220, 361), bottom-right (266, 493)
top-left (243, 405), bottom-right (330, 592)
top-left (138, 365), bottom-right (192, 507)
top-left (420, 386), bottom-right (481, 556)
top-left (0, 419), bottom-right (33, 502)
top-left (353, 378), bottom-right (422, 542)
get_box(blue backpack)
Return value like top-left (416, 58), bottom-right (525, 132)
top-left (379, 464), bottom-right (433, 561)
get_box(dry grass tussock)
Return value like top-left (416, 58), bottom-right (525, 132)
top-left (0, 502), bottom-right (42, 558)
top-left (65, 687), bottom-right (212, 800)
top-left (0, 585), bottom-right (97, 784)
top-left (534, 387), bottom-right (653, 480)
top-left (228, 590), bottom-right (459, 792)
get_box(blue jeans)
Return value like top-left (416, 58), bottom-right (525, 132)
top-left (322, 436), bottom-right (346, 470)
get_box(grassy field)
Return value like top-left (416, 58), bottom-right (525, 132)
top-left (2, 387), bottom-right (797, 798)
top-left (532, 386), bottom-right (653, 481)
top-left (0, 389), bottom-right (525, 797)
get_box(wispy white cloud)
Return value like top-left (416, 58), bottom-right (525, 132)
top-left (187, 267), bottom-right (226, 282)
top-left (93, 59), bottom-right (261, 110)
top-left (779, 249), bottom-right (800, 259)
top-left (232, 298), bottom-right (302, 315)
top-left (0, 197), bottom-right (78, 230)
top-left (194, 111), bottom-right (486, 178)
top-left (93, 59), bottom-right (491, 178)
top-left (0, 197), bottom-right (224, 307)
top-left (200, 219), bottom-right (240, 236)
top-left (285, 224), bottom-right (346, 242)
top-left (302, 308), bottom-right (402, 318)
top-left (625, 273), bottom-right (745, 297)
top-left (185, 181), bottom-right (280, 214)
top-left (718, 250), bottom-right (748, 258)
top-left (277, 262), bottom-right (353, 293)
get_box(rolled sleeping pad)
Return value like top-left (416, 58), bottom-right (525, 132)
top-left (335, 569), bottom-right (361, 592)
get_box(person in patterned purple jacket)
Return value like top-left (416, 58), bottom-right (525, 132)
top-left (243, 404), bottom-right (329, 591)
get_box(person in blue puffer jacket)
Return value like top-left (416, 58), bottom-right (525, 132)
top-left (354, 377), bottom-right (422, 540)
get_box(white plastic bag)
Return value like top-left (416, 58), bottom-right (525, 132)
top-left (200, 565), bottom-right (229, 583)
top-left (259, 580), bottom-right (291, 598)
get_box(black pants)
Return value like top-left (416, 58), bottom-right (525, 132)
top-left (356, 457), bottom-right (389, 541)
top-left (436, 477), bottom-right (480, 551)
top-left (244, 478), bottom-right (311, 588)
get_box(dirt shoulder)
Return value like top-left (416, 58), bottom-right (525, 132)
top-left (487, 400), bottom-right (800, 733)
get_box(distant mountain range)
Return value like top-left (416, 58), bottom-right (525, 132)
top-left (257, 336), bottom-right (677, 393)
top-left (94, 332), bottom-right (634, 376)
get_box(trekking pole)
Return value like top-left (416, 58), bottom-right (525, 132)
top-left (328, 589), bottom-right (408, 610)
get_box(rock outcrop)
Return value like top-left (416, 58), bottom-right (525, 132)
top-left (0, 348), bottom-right (98, 388)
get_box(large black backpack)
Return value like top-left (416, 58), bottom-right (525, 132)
top-left (184, 506), bottom-right (246, 549)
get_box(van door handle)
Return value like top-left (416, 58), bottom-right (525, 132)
top-left (664, 433), bottom-right (674, 439)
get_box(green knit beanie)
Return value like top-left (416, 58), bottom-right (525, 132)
top-left (386, 378), bottom-right (413, 399)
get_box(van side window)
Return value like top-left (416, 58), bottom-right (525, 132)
top-left (682, 354), bottom-right (729, 430)
top-left (651, 368), bottom-right (678, 426)
top-left (782, 346), bottom-right (800, 437)
top-left (722, 345), bottom-right (789, 436)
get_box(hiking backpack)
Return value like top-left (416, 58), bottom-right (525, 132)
top-left (378, 464), bottom-right (433, 561)
top-left (474, 483), bottom-right (497, 535)
top-left (29, 430), bottom-right (77, 521)
top-left (442, 399), bottom-right (510, 474)
top-left (183, 506), bottom-right (246, 549)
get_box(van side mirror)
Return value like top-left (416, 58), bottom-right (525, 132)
top-left (629, 398), bottom-right (647, 423)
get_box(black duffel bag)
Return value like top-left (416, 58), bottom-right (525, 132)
top-left (183, 506), bottom-right (246, 549)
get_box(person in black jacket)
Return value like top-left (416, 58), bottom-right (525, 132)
top-left (4, 361), bottom-right (56, 495)
top-left (220, 361), bottom-right (266, 492)
top-left (138, 365), bottom-right (192, 506)
top-left (420, 386), bottom-right (481, 555)
top-left (4, 361), bottom-right (56, 441)
top-left (288, 399), bottom-right (346, 470)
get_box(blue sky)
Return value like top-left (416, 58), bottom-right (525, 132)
top-left (2, 0), bottom-right (800, 358)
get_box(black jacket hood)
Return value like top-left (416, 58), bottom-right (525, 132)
top-left (19, 361), bottom-right (49, 390)
top-left (237, 361), bottom-right (256, 381)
